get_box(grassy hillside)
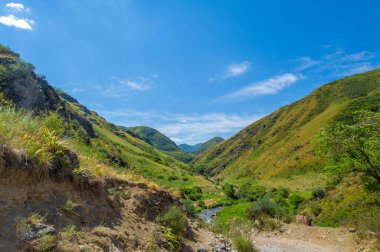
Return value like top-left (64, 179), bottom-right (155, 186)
top-left (193, 68), bottom-right (380, 188)
top-left (0, 44), bottom-right (215, 192)
top-left (193, 69), bottom-right (380, 233)
top-left (193, 137), bottom-right (224, 156)
top-left (118, 125), bottom-right (195, 163)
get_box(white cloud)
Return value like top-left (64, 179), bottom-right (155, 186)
top-left (6, 2), bottom-right (24, 11)
top-left (210, 61), bottom-right (250, 82)
top-left (217, 73), bottom-right (300, 102)
top-left (295, 50), bottom-right (379, 78)
top-left (103, 77), bottom-right (153, 97)
top-left (224, 61), bottom-right (250, 78)
top-left (295, 57), bottom-right (320, 71)
top-left (342, 51), bottom-right (377, 62)
top-left (123, 80), bottom-right (150, 91)
top-left (0, 14), bottom-right (33, 30)
top-left (100, 110), bottom-right (263, 144)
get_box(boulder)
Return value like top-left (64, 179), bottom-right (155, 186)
top-left (23, 223), bottom-right (56, 241)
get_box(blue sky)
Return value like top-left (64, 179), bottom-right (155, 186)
top-left (1, 0), bottom-right (380, 144)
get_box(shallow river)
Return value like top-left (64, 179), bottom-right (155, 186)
top-left (197, 206), bottom-right (225, 223)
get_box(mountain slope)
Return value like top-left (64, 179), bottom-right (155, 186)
top-left (0, 44), bottom-right (214, 190)
top-left (118, 126), bottom-right (195, 162)
top-left (193, 137), bottom-right (224, 156)
top-left (193, 68), bottom-right (380, 188)
top-left (179, 143), bottom-right (202, 153)
top-left (0, 45), bottom-right (217, 251)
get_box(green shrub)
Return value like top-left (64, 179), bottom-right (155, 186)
top-left (233, 236), bottom-right (257, 252)
top-left (222, 183), bottom-right (236, 199)
top-left (182, 199), bottom-right (195, 218)
top-left (159, 206), bottom-right (187, 235)
top-left (42, 112), bottom-right (65, 137)
top-left (289, 193), bottom-right (304, 209)
top-left (180, 187), bottom-right (203, 201)
top-left (311, 187), bottom-right (326, 200)
top-left (164, 228), bottom-right (181, 251)
top-left (310, 202), bottom-right (322, 217)
top-left (247, 198), bottom-right (277, 219)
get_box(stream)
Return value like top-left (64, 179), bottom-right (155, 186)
top-left (197, 206), bottom-right (225, 223)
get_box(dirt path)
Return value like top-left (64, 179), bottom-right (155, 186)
top-left (186, 222), bottom-right (374, 252)
top-left (252, 223), bottom-right (367, 252)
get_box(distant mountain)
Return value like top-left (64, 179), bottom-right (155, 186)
top-left (179, 143), bottom-right (202, 153)
top-left (179, 137), bottom-right (224, 155)
top-left (192, 137), bottom-right (224, 155)
top-left (118, 126), bottom-right (195, 162)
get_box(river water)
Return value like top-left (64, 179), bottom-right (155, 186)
top-left (197, 206), bottom-right (225, 223)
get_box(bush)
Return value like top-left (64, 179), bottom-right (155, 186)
top-left (289, 193), bottom-right (305, 209)
top-left (222, 183), bottom-right (236, 199)
top-left (180, 187), bottom-right (203, 201)
top-left (310, 202), bottom-right (322, 217)
top-left (182, 199), bottom-right (195, 218)
top-left (312, 187), bottom-right (326, 200)
top-left (247, 198), bottom-right (277, 219)
top-left (233, 236), bottom-right (257, 252)
top-left (160, 206), bottom-right (187, 235)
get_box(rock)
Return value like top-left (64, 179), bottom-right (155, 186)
top-left (79, 245), bottom-right (93, 252)
top-left (23, 223), bottom-right (56, 241)
top-left (349, 228), bottom-right (356, 233)
top-left (197, 245), bottom-right (207, 252)
top-left (108, 243), bottom-right (121, 252)
top-left (279, 226), bottom-right (286, 233)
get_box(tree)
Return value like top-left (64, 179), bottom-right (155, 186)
top-left (315, 110), bottom-right (380, 191)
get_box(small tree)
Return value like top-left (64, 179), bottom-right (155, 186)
top-left (315, 111), bottom-right (380, 191)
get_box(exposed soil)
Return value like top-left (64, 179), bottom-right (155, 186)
top-left (185, 222), bottom-right (377, 252)
top-left (252, 223), bottom-right (371, 252)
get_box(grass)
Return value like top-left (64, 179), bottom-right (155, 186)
top-left (214, 202), bottom-right (252, 234)
top-left (233, 236), bottom-right (258, 252)
top-left (0, 106), bottom-right (66, 165)
top-left (63, 199), bottom-right (79, 213)
top-left (31, 234), bottom-right (57, 252)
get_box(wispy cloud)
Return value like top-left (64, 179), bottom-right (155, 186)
top-left (123, 80), bottom-right (150, 91)
top-left (0, 14), bottom-right (33, 30)
top-left (224, 61), bottom-right (250, 78)
top-left (210, 61), bottom-right (250, 82)
top-left (6, 2), bottom-right (29, 12)
top-left (294, 57), bottom-right (321, 71)
top-left (104, 77), bottom-right (154, 98)
top-left (295, 50), bottom-right (379, 77)
top-left (216, 73), bottom-right (300, 102)
top-left (100, 110), bottom-right (263, 144)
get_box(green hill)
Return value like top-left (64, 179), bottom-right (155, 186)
top-left (193, 68), bottom-right (380, 231)
top-left (118, 126), bottom-right (195, 163)
top-left (193, 137), bottom-right (224, 156)
top-left (193, 68), bottom-right (380, 186)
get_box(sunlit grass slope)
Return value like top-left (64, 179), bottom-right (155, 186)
top-left (193, 68), bottom-right (380, 189)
